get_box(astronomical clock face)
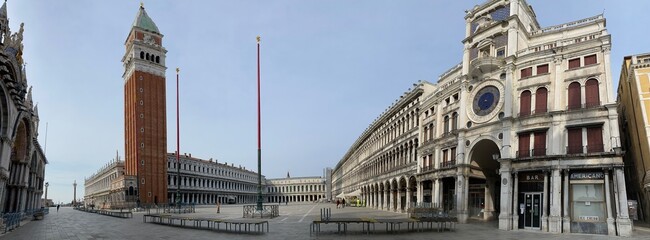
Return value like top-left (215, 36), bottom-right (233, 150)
top-left (466, 81), bottom-right (504, 123)
top-left (473, 86), bottom-right (500, 116)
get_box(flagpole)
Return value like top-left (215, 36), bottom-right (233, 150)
top-left (256, 35), bottom-right (263, 211)
top-left (176, 67), bottom-right (181, 212)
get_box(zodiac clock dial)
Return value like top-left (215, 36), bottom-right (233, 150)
top-left (472, 86), bottom-right (500, 116)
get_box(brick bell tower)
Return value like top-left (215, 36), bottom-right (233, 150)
top-left (122, 4), bottom-right (168, 205)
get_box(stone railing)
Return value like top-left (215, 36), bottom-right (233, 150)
top-left (531, 14), bottom-right (603, 36)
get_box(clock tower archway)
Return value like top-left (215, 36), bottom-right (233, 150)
top-left (466, 138), bottom-right (501, 221)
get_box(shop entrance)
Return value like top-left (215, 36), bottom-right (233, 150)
top-left (469, 178), bottom-right (487, 218)
top-left (523, 193), bottom-right (542, 229)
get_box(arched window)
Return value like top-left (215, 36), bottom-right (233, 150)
top-left (568, 82), bottom-right (581, 110)
top-left (451, 112), bottom-right (458, 131)
top-left (535, 88), bottom-right (548, 114)
top-left (140, 51), bottom-right (144, 59)
top-left (146, 53), bottom-right (150, 61)
top-left (519, 90), bottom-right (531, 117)
top-left (423, 126), bottom-right (428, 141)
top-left (585, 79), bottom-right (600, 108)
top-left (443, 116), bottom-right (449, 134)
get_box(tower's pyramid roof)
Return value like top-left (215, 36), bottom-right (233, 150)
top-left (132, 5), bottom-right (159, 34)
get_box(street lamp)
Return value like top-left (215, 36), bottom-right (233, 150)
top-left (256, 35), bottom-right (263, 212)
top-left (176, 67), bottom-right (181, 213)
top-left (44, 182), bottom-right (49, 207)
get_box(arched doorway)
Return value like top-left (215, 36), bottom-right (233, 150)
top-left (399, 177), bottom-right (407, 212)
top-left (408, 176), bottom-right (417, 208)
top-left (5, 120), bottom-right (29, 213)
top-left (468, 138), bottom-right (501, 221)
top-left (377, 183), bottom-right (384, 209)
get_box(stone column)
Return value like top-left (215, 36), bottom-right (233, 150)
top-left (456, 173), bottom-right (468, 223)
top-left (484, 184), bottom-right (494, 220)
top-left (549, 169), bottom-right (562, 233)
top-left (374, 188), bottom-right (378, 208)
top-left (417, 181), bottom-right (424, 207)
top-left (385, 188), bottom-right (390, 210)
top-left (434, 179), bottom-right (440, 208)
top-left (605, 169), bottom-right (615, 236)
top-left (498, 159), bottom-right (513, 231)
top-left (615, 168), bottom-right (632, 236)
top-left (406, 185), bottom-right (413, 212)
top-left (512, 172), bottom-right (519, 230)
top-left (372, 187), bottom-right (379, 209)
top-left (563, 169), bottom-right (570, 233)
top-left (397, 184), bottom-right (403, 213)
top-left (542, 172), bottom-right (549, 231)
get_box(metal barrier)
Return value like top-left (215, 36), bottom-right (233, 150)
top-left (2, 212), bottom-right (22, 233)
top-left (141, 203), bottom-right (196, 214)
top-left (242, 204), bottom-right (279, 218)
top-left (320, 208), bottom-right (331, 221)
top-left (1, 208), bottom-right (50, 233)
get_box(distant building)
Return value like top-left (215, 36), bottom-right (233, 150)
top-left (86, 153), bottom-right (264, 207)
top-left (167, 153), bottom-right (262, 204)
top-left (84, 155), bottom-right (136, 209)
top-left (617, 53), bottom-right (650, 223)
top-left (324, 168), bottom-right (333, 201)
top-left (332, 0), bottom-right (630, 236)
top-left (265, 174), bottom-right (326, 203)
top-left (0, 1), bottom-right (47, 215)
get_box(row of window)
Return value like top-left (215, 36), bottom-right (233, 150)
top-left (419, 125), bottom-right (605, 170)
top-left (422, 111), bottom-right (459, 142)
top-left (167, 175), bottom-right (256, 192)
top-left (519, 88), bottom-right (547, 117)
top-left (421, 146), bottom-right (457, 172)
top-left (568, 79), bottom-right (600, 109)
top-left (266, 184), bottom-right (324, 193)
top-left (518, 79), bottom-right (600, 117)
top-left (357, 140), bottom-right (419, 183)
top-left (520, 54), bottom-right (597, 79)
top-left (139, 51), bottom-right (160, 64)
top-left (167, 160), bottom-right (256, 181)
top-left (517, 125), bottom-right (604, 158)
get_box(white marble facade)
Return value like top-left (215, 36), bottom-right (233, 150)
top-left (332, 0), bottom-right (630, 236)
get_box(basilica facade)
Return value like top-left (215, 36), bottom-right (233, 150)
top-left (0, 1), bottom-right (47, 216)
top-left (332, 0), bottom-right (631, 236)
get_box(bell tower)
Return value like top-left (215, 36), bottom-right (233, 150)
top-left (122, 3), bottom-right (168, 205)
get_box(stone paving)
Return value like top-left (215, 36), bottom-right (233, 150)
top-left (2, 203), bottom-right (650, 240)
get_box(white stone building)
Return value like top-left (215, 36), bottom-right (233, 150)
top-left (265, 174), bottom-right (327, 203)
top-left (84, 156), bottom-right (136, 209)
top-left (333, 0), bottom-right (630, 236)
top-left (0, 1), bottom-right (47, 215)
top-left (166, 153), bottom-right (262, 205)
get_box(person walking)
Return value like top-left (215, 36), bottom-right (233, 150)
top-left (342, 198), bottom-right (346, 208)
top-left (56, 204), bottom-right (60, 212)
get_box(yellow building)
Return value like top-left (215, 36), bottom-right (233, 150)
top-left (617, 53), bottom-right (650, 223)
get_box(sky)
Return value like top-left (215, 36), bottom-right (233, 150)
top-left (7, 0), bottom-right (650, 204)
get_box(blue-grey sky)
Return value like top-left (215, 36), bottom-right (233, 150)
top-left (9, 0), bottom-right (649, 204)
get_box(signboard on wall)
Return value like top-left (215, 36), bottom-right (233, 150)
top-left (570, 172), bottom-right (604, 180)
top-left (519, 173), bottom-right (544, 182)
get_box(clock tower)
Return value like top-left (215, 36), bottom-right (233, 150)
top-left (122, 4), bottom-right (168, 205)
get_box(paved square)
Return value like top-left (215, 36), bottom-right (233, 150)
top-left (2, 203), bottom-right (649, 240)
